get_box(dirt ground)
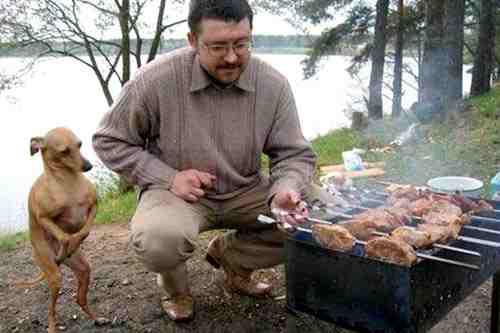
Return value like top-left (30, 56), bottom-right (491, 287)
top-left (0, 222), bottom-right (493, 333)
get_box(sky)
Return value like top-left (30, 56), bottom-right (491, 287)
top-left (78, 1), bottom-right (329, 40)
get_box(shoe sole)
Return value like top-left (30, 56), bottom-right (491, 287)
top-left (205, 253), bottom-right (221, 269)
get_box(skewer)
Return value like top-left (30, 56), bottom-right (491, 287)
top-left (370, 182), bottom-right (500, 214)
top-left (370, 231), bottom-right (481, 257)
top-left (272, 208), bottom-right (500, 249)
top-left (305, 208), bottom-right (482, 257)
top-left (258, 215), bottom-right (480, 270)
top-left (349, 201), bottom-right (500, 236)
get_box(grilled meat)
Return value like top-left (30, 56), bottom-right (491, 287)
top-left (338, 207), bottom-right (409, 241)
top-left (356, 208), bottom-right (408, 230)
top-left (386, 185), bottom-right (425, 204)
top-left (446, 192), bottom-right (494, 215)
top-left (385, 184), bottom-right (494, 215)
top-left (339, 219), bottom-right (379, 241)
top-left (312, 224), bottom-right (356, 252)
top-left (391, 226), bottom-right (433, 249)
top-left (423, 210), bottom-right (470, 226)
top-left (416, 222), bottom-right (461, 243)
top-left (365, 237), bottom-right (417, 267)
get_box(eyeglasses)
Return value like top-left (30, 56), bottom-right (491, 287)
top-left (200, 40), bottom-right (252, 58)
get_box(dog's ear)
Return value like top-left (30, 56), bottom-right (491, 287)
top-left (30, 137), bottom-right (45, 156)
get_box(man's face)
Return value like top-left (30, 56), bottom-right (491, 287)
top-left (189, 18), bottom-right (252, 85)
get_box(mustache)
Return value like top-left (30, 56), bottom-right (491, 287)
top-left (217, 64), bottom-right (240, 70)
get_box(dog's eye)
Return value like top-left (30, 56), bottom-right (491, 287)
top-left (77, 142), bottom-right (82, 148)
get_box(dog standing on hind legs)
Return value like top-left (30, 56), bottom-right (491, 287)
top-left (16, 127), bottom-right (108, 333)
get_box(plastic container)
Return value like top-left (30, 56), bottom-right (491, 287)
top-left (342, 150), bottom-right (364, 171)
top-left (427, 176), bottom-right (484, 198)
top-left (490, 172), bottom-right (500, 200)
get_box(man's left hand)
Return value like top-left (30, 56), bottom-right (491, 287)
top-left (270, 189), bottom-right (308, 228)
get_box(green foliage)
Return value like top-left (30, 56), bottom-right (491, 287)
top-left (311, 127), bottom-right (361, 166)
top-left (471, 87), bottom-right (500, 119)
top-left (361, 88), bottom-right (500, 193)
top-left (95, 191), bottom-right (137, 225)
top-left (0, 231), bottom-right (29, 252)
top-left (302, 4), bottom-right (373, 78)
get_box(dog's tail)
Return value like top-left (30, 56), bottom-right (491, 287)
top-left (12, 271), bottom-right (46, 288)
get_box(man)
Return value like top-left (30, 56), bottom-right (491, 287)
top-left (93, 0), bottom-right (328, 322)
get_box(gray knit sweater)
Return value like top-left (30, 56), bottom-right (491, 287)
top-left (92, 47), bottom-right (316, 201)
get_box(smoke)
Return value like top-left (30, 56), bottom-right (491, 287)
top-left (357, 114), bottom-right (480, 189)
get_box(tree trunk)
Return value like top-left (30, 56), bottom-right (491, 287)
top-left (421, 0), bottom-right (445, 118)
top-left (392, 0), bottom-right (404, 117)
top-left (119, 0), bottom-right (131, 84)
top-left (148, 0), bottom-right (167, 63)
top-left (470, 0), bottom-right (496, 96)
top-left (417, 30), bottom-right (423, 103)
top-left (368, 0), bottom-right (390, 119)
top-left (443, 0), bottom-right (465, 111)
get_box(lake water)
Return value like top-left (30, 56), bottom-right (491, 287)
top-left (0, 53), bottom-right (472, 233)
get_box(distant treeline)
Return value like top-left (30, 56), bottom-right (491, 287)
top-left (0, 34), bottom-right (361, 57)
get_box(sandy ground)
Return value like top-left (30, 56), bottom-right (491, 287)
top-left (0, 222), bottom-right (493, 333)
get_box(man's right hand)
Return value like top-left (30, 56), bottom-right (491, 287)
top-left (171, 169), bottom-right (216, 202)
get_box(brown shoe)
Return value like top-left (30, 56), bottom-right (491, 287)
top-left (206, 236), bottom-right (272, 297)
top-left (160, 295), bottom-right (194, 322)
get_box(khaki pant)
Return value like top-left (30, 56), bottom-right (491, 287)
top-left (129, 177), bottom-right (331, 294)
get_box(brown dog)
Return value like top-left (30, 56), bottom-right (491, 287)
top-left (17, 127), bottom-right (104, 332)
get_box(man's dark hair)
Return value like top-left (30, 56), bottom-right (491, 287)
top-left (188, 0), bottom-right (253, 33)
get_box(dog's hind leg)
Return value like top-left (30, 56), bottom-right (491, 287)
top-left (64, 250), bottom-right (96, 320)
top-left (31, 238), bottom-right (62, 333)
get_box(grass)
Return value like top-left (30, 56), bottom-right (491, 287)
top-left (2, 87), bottom-right (500, 251)
top-left (95, 190), bottom-right (138, 225)
top-left (0, 231), bottom-right (30, 252)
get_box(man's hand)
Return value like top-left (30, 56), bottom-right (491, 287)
top-left (171, 169), bottom-right (216, 202)
top-left (270, 189), bottom-right (308, 228)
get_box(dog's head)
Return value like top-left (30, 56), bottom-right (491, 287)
top-left (30, 127), bottom-right (93, 173)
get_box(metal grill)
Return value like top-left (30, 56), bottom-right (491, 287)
top-left (283, 191), bottom-right (500, 333)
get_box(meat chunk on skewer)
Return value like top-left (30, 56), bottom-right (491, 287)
top-left (446, 192), bottom-right (495, 215)
top-left (386, 185), bottom-right (425, 204)
top-left (416, 222), bottom-right (462, 244)
top-left (423, 210), bottom-right (470, 227)
top-left (339, 206), bottom-right (411, 241)
top-left (384, 183), bottom-right (495, 215)
top-left (355, 208), bottom-right (408, 230)
top-left (312, 224), bottom-right (356, 252)
top-left (390, 226), bottom-right (433, 249)
top-left (339, 219), bottom-right (379, 241)
top-left (365, 237), bottom-right (417, 267)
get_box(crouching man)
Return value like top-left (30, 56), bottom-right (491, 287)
top-left (93, 0), bottom-right (331, 322)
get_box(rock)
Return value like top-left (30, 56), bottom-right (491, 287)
top-left (121, 279), bottom-right (131, 286)
top-left (94, 317), bottom-right (111, 326)
top-left (0, 306), bottom-right (7, 312)
top-left (57, 325), bottom-right (67, 331)
top-left (72, 315), bottom-right (78, 320)
top-left (106, 280), bottom-right (115, 288)
top-left (463, 316), bottom-right (469, 324)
